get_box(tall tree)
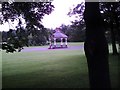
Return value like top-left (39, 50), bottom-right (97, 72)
top-left (84, 2), bottom-right (111, 88)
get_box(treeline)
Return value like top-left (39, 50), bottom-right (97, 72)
top-left (1, 23), bottom-right (118, 47)
top-left (1, 28), bottom-right (50, 47)
top-left (1, 24), bottom-right (86, 47)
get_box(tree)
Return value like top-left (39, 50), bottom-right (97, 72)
top-left (66, 2), bottom-right (85, 42)
top-left (84, 2), bottom-right (111, 88)
top-left (59, 23), bottom-right (86, 42)
top-left (100, 2), bottom-right (120, 55)
top-left (1, 2), bottom-right (54, 52)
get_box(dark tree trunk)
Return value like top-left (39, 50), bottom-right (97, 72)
top-left (116, 20), bottom-right (120, 56)
top-left (84, 2), bottom-right (111, 88)
top-left (110, 21), bottom-right (118, 55)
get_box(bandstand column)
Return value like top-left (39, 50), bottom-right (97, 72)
top-left (54, 38), bottom-right (56, 48)
top-left (48, 38), bottom-right (52, 49)
top-left (60, 38), bottom-right (63, 47)
top-left (65, 38), bottom-right (68, 47)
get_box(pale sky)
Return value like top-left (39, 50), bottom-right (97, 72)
top-left (42, 0), bottom-right (84, 29)
top-left (0, 0), bottom-right (84, 31)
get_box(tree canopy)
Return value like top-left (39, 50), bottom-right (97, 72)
top-left (1, 2), bottom-right (54, 52)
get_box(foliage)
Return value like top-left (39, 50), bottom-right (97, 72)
top-left (1, 2), bottom-right (54, 52)
top-left (68, 2), bottom-right (85, 22)
top-left (99, 2), bottom-right (120, 41)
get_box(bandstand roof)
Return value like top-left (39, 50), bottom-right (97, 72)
top-left (53, 28), bottom-right (68, 38)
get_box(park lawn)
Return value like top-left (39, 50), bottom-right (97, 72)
top-left (1, 42), bottom-right (119, 88)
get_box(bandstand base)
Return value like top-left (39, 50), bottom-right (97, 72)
top-left (48, 45), bottom-right (68, 49)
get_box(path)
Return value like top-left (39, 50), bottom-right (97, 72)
top-left (21, 45), bottom-right (84, 52)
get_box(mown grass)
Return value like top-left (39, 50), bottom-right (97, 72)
top-left (1, 42), bottom-right (119, 88)
top-left (109, 54), bottom-right (119, 88)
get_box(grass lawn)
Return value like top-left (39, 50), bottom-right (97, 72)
top-left (1, 42), bottom-right (119, 88)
